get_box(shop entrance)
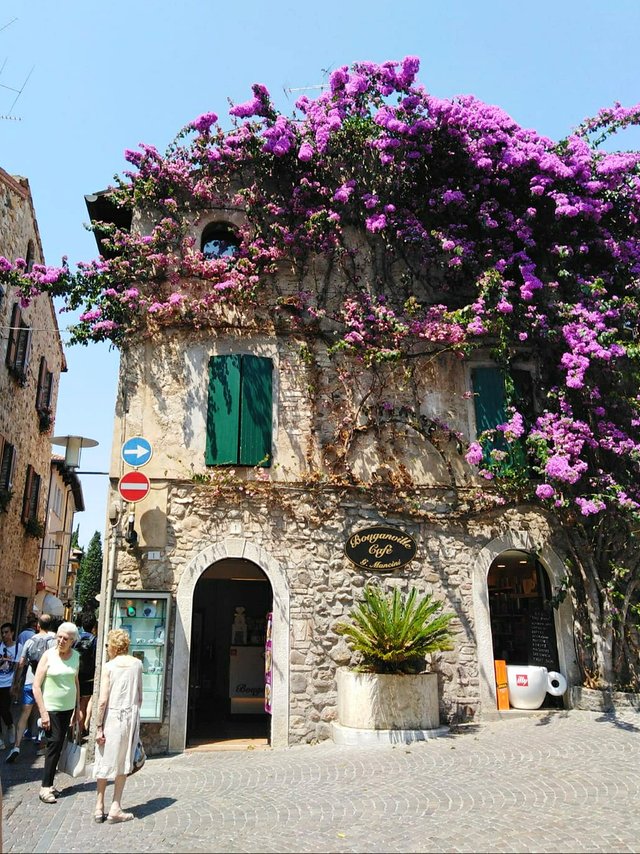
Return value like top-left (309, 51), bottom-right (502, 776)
top-left (187, 558), bottom-right (272, 747)
top-left (488, 549), bottom-right (562, 708)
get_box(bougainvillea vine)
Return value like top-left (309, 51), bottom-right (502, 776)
top-left (3, 56), bottom-right (640, 687)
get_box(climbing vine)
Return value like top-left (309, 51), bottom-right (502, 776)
top-left (3, 56), bottom-right (640, 687)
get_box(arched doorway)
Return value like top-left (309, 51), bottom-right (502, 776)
top-left (187, 558), bottom-right (273, 746)
top-left (472, 532), bottom-right (577, 716)
top-left (487, 549), bottom-right (562, 708)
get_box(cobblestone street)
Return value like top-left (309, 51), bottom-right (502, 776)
top-left (2, 710), bottom-right (639, 853)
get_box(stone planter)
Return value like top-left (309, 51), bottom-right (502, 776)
top-left (332, 668), bottom-right (448, 745)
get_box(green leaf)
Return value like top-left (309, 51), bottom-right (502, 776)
top-left (335, 583), bottom-right (455, 673)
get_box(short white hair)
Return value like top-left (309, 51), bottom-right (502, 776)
top-left (57, 621), bottom-right (79, 643)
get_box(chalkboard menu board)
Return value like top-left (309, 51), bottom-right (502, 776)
top-left (528, 610), bottom-right (559, 671)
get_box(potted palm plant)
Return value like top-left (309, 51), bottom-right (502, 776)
top-left (333, 583), bottom-right (455, 738)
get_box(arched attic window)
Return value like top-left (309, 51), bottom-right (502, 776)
top-left (201, 223), bottom-right (239, 260)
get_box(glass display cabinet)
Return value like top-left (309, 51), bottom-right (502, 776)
top-left (111, 591), bottom-right (171, 722)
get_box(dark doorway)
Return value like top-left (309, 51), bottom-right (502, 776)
top-left (187, 558), bottom-right (272, 746)
top-left (488, 550), bottom-right (563, 708)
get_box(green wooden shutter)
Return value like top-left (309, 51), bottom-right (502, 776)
top-left (205, 355), bottom-right (241, 465)
top-left (239, 355), bottom-right (273, 467)
top-left (472, 366), bottom-right (506, 433)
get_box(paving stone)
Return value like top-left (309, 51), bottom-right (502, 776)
top-left (1, 711), bottom-right (640, 852)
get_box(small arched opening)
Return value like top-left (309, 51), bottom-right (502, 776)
top-left (200, 222), bottom-right (240, 260)
top-left (187, 557), bottom-right (272, 746)
top-left (488, 549), bottom-right (563, 708)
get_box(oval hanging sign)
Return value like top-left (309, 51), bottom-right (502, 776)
top-left (345, 526), bottom-right (417, 572)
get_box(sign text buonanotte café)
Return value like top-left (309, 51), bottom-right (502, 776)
top-left (345, 526), bottom-right (417, 571)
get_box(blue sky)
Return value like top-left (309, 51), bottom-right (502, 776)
top-left (2, 0), bottom-right (640, 548)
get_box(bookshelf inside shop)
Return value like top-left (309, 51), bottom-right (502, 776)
top-left (487, 560), bottom-right (558, 669)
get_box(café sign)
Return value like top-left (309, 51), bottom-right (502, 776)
top-left (345, 526), bottom-right (417, 571)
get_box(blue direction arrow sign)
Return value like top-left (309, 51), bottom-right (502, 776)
top-left (121, 436), bottom-right (153, 468)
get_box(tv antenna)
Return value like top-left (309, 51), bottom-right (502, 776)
top-left (0, 16), bottom-right (18, 33)
top-left (283, 62), bottom-right (334, 100)
top-left (283, 83), bottom-right (326, 100)
top-left (0, 17), bottom-right (33, 120)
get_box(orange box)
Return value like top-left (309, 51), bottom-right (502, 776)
top-left (494, 659), bottom-right (510, 710)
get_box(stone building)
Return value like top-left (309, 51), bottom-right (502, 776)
top-left (34, 456), bottom-right (84, 619)
top-left (92, 200), bottom-right (580, 754)
top-left (0, 168), bottom-right (66, 627)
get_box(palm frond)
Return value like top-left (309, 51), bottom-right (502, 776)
top-left (335, 583), bottom-right (455, 673)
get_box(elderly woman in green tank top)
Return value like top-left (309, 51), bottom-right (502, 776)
top-left (32, 621), bottom-right (83, 804)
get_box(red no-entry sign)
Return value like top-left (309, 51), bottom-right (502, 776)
top-left (118, 470), bottom-right (151, 503)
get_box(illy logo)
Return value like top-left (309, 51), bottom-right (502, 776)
top-left (516, 674), bottom-right (529, 687)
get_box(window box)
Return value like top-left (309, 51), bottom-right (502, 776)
top-left (24, 517), bottom-right (44, 538)
top-left (37, 406), bottom-right (53, 433)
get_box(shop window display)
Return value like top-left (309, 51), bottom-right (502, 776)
top-left (111, 592), bottom-right (171, 722)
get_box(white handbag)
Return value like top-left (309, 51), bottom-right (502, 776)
top-left (58, 726), bottom-right (87, 778)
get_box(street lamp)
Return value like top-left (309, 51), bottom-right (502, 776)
top-left (50, 435), bottom-right (99, 470)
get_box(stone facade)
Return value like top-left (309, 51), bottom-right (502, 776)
top-left (37, 457), bottom-right (84, 616)
top-left (0, 168), bottom-right (66, 625)
top-left (102, 300), bottom-right (579, 752)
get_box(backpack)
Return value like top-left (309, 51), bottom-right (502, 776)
top-left (27, 635), bottom-right (54, 674)
top-left (75, 634), bottom-right (97, 683)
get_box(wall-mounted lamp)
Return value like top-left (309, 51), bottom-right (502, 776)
top-left (109, 502), bottom-right (121, 526)
top-left (124, 511), bottom-right (138, 547)
top-left (50, 435), bottom-right (99, 469)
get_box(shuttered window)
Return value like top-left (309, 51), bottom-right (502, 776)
top-left (206, 354), bottom-right (273, 467)
top-left (36, 357), bottom-right (54, 412)
top-left (21, 464), bottom-right (41, 524)
top-left (471, 365), bottom-right (532, 468)
top-left (6, 303), bottom-right (32, 383)
top-left (0, 438), bottom-right (17, 492)
top-left (472, 366), bottom-right (507, 437)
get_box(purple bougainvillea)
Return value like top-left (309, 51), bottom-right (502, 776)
top-left (2, 55), bottom-right (640, 526)
top-left (4, 59), bottom-right (640, 687)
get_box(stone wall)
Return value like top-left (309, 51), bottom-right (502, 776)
top-left (113, 472), bottom-right (564, 749)
top-left (0, 168), bottom-right (66, 622)
top-left (104, 222), bottom-right (571, 751)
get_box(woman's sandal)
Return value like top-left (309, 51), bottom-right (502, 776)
top-left (39, 789), bottom-right (57, 804)
top-left (106, 812), bottom-right (134, 823)
top-left (94, 811), bottom-right (107, 823)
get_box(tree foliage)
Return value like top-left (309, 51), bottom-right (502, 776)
top-left (76, 531), bottom-right (103, 612)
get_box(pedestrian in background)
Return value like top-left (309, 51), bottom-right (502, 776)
top-left (17, 613), bottom-right (38, 646)
top-left (6, 614), bottom-right (55, 763)
top-left (93, 628), bottom-right (143, 824)
top-left (74, 613), bottom-right (98, 735)
top-left (0, 623), bottom-right (21, 749)
top-left (32, 622), bottom-right (82, 804)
